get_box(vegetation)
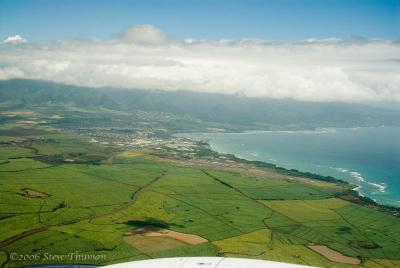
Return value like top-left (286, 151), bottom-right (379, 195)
top-left (0, 127), bottom-right (399, 268)
top-left (0, 79), bottom-right (399, 267)
top-left (2, 79), bottom-right (400, 131)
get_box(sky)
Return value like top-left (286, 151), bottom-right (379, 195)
top-left (0, 0), bottom-right (399, 42)
top-left (0, 0), bottom-right (399, 103)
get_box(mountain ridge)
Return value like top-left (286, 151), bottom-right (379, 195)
top-left (1, 78), bottom-right (399, 130)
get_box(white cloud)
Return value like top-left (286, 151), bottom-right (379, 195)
top-left (3, 34), bottom-right (27, 44)
top-left (0, 25), bottom-right (399, 103)
top-left (0, 66), bottom-right (25, 79)
top-left (119, 24), bottom-right (171, 45)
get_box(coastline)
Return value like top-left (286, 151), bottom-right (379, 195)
top-left (183, 127), bottom-right (400, 204)
top-left (208, 142), bottom-right (400, 215)
top-left (176, 132), bottom-right (400, 216)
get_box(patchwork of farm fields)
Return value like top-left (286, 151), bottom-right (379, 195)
top-left (0, 129), bottom-right (399, 267)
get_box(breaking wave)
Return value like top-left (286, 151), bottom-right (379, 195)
top-left (349, 171), bottom-right (365, 182)
top-left (333, 167), bottom-right (387, 194)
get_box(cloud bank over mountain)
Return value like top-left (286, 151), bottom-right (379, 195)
top-left (0, 25), bottom-right (399, 103)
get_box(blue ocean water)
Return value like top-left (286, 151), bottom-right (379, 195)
top-left (182, 127), bottom-right (400, 206)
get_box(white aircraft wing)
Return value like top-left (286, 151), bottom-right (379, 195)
top-left (104, 257), bottom-right (315, 268)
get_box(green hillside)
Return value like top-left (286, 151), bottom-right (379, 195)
top-left (1, 79), bottom-right (400, 131)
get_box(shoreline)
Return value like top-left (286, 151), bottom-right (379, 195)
top-left (176, 132), bottom-right (400, 216)
top-left (181, 129), bottom-right (399, 203)
top-left (208, 143), bottom-right (400, 215)
top-left (195, 125), bottom-right (397, 136)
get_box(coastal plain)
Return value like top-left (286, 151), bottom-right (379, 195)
top-left (0, 124), bottom-right (399, 268)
